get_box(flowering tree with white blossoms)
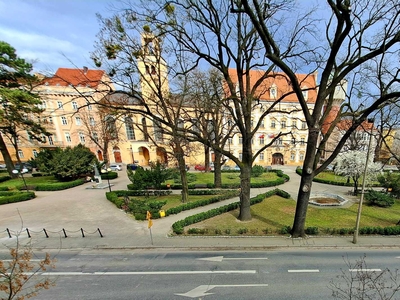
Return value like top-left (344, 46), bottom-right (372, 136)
top-left (334, 151), bottom-right (382, 195)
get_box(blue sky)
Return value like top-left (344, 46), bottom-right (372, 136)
top-left (0, 0), bottom-right (112, 74)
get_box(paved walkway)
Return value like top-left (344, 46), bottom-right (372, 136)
top-left (0, 166), bottom-right (399, 251)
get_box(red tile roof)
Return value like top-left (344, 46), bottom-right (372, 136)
top-left (43, 68), bottom-right (105, 88)
top-left (337, 119), bottom-right (374, 131)
top-left (226, 69), bottom-right (318, 103)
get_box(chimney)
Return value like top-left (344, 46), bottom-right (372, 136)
top-left (83, 66), bottom-right (88, 74)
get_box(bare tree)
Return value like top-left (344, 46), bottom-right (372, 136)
top-left (330, 255), bottom-right (400, 299)
top-left (239, 0), bottom-right (400, 236)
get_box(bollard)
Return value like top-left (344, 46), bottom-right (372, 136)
top-left (6, 228), bottom-right (11, 238)
top-left (43, 228), bottom-right (49, 238)
top-left (97, 228), bottom-right (103, 238)
top-left (62, 228), bottom-right (68, 238)
top-left (26, 228), bottom-right (31, 238)
top-left (81, 228), bottom-right (85, 238)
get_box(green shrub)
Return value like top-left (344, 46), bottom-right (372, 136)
top-left (237, 228), bottom-right (248, 234)
top-left (305, 227), bottom-right (319, 235)
top-left (251, 165), bottom-right (264, 177)
top-left (0, 191), bottom-right (36, 205)
top-left (365, 190), bottom-right (395, 207)
top-left (0, 175), bottom-right (11, 183)
top-left (279, 225), bottom-right (292, 235)
top-left (101, 171), bottom-right (118, 180)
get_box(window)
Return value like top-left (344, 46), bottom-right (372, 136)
top-left (228, 138), bottom-right (233, 145)
top-left (48, 135), bottom-right (54, 145)
top-left (259, 136), bottom-right (265, 145)
top-left (239, 152), bottom-right (243, 160)
top-left (49, 116), bottom-right (53, 124)
top-left (251, 138), bottom-right (254, 145)
top-left (271, 120), bottom-right (276, 128)
top-left (292, 120), bottom-right (297, 128)
top-left (300, 153), bottom-right (304, 160)
top-left (275, 138), bottom-right (283, 145)
top-left (301, 121), bottom-right (307, 129)
top-left (239, 136), bottom-right (243, 144)
top-left (291, 137), bottom-right (296, 145)
top-left (32, 150), bottom-right (38, 158)
top-left (270, 85), bottom-right (277, 99)
top-left (57, 101), bottom-right (63, 110)
top-left (93, 132), bottom-right (99, 142)
top-left (290, 152), bottom-right (295, 161)
top-left (106, 115), bottom-right (118, 139)
top-left (89, 117), bottom-right (95, 126)
top-left (153, 119), bottom-right (163, 142)
top-left (259, 152), bottom-right (264, 160)
top-left (75, 116), bottom-right (81, 125)
top-left (61, 116), bottom-right (68, 125)
top-left (79, 132), bottom-right (85, 143)
top-left (18, 150), bottom-right (24, 158)
top-left (38, 101), bottom-right (46, 109)
top-left (72, 101), bottom-right (78, 110)
top-left (260, 119), bottom-right (265, 128)
top-left (300, 137), bottom-right (305, 145)
top-left (65, 132), bottom-right (72, 143)
top-left (281, 120), bottom-right (286, 129)
top-left (250, 119), bottom-right (254, 128)
top-left (40, 134), bottom-right (47, 143)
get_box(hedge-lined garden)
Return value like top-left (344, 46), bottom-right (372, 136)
top-left (0, 191), bottom-right (36, 205)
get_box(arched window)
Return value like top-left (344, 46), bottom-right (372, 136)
top-left (153, 119), bottom-right (163, 142)
top-left (105, 115), bottom-right (117, 139)
top-left (125, 117), bottom-right (136, 140)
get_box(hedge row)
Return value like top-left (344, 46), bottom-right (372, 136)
top-left (296, 167), bottom-right (380, 187)
top-left (16, 179), bottom-right (85, 191)
top-left (105, 190), bottom-right (172, 209)
top-left (0, 191), bottom-right (36, 205)
top-left (165, 190), bottom-right (240, 216)
top-left (143, 169), bottom-right (290, 190)
top-left (172, 189), bottom-right (291, 234)
top-left (0, 175), bottom-right (11, 183)
top-left (101, 172), bottom-right (118, 180)
top-left (185, 225), bottom-right (400, 236)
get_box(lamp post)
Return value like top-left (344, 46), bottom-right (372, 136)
top-left (128, 145), bottom-right (134, 164)
top-left (101, 168), bottom-right (112, 192)
top-left (12, 168), bottom-right (29, 192)
top-left (353, 118), bottom-right (374, 244)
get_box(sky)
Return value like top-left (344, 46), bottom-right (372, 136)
top-left (0, 0), bottom-right (113, 75)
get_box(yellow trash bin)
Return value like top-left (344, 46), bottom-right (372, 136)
top-left (159, 210), bottom-right (166, 218)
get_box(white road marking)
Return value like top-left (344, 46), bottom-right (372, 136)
top-left (198, 256), bottom-right (268, 262)
top-left (176, 284), bottom-right (269, 298)
top-left (288, 269), bottom-right (320, 273)
top-left (25, 270), bottom-right (257, 276)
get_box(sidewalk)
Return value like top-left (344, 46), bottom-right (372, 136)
top-left (1, 166), bottom-right (399, 251)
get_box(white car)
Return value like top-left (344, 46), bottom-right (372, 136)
top-left (109, 164), bottom-right (122, 171)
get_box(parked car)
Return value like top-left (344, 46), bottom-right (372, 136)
top-left (194, 164), bottom-right (211, 171)
top-left (127, 163), bottom-right (140, 170)
top-left (222, 165), bottom-right (231, 171)
top-left (109, 164), bottom-right (122, 171)
top-left (14, 163), bottom-right (33, 173)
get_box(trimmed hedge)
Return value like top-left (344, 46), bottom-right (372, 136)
top-left (296, 167), bottom-right (380, 187)
top-left (172, 189), bottom-right (291, 234)
top-left (0, 175), bottom-right (11, 183)
top-left (147, 169), bottom-right (289, 190)
top-left (0, 191), bottom-right (36, 205)
top-left (101, 171), bottom-right (118, 180)
top-left (105, 189), bottom-right (173, 209)
top-left (165, 190), bottom-right (240, 216)
top-left (16, 179), bottom-right (85, 191)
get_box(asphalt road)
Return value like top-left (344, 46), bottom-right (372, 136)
top-left (2, 249), bottom-right (398, 300)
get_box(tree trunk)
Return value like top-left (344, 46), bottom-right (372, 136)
top-left (214, 151), bottom-right (222, 188)
top-left (204, 144), bottom-right (210, 172)
top-left (0, 133), bottom-right (16, 177)
top-left (176, 147), bottom-right (189, 203)
top-left (291, 128), bottom-right (319, 238)
top-left (238, 163), bottom-right (252, 221)
top-left (291, 173), bottom-right (313, 237)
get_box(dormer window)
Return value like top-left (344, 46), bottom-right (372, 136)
top-left (302, 86), bottom-right (308, 100)
top-left (145, 65), bottom-right (150, 74)
top-left (151, 65), bottom-right (156, 75)
top-left (270, 84), bottom-right (277, 99)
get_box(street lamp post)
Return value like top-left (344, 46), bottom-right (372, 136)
top-left (128, 146), bottom-right (134, 164)
top-left (353, 118), bottom-right (374, 244)
top-left (12, 168), bottom-right (29, 192)
top-left (101, 168), bottom-right (112, 192)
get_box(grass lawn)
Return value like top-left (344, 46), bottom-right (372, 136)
top-left (0, 175), bottom-right (59, 189)
top-left (130, 194), bottom-right (219, 211)
top-left (314, 171), bottom-right (353, 184)
top-left (167, 171), bottom-right (279, 185)
top-left (186, 195), bottom-right (400, 235)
